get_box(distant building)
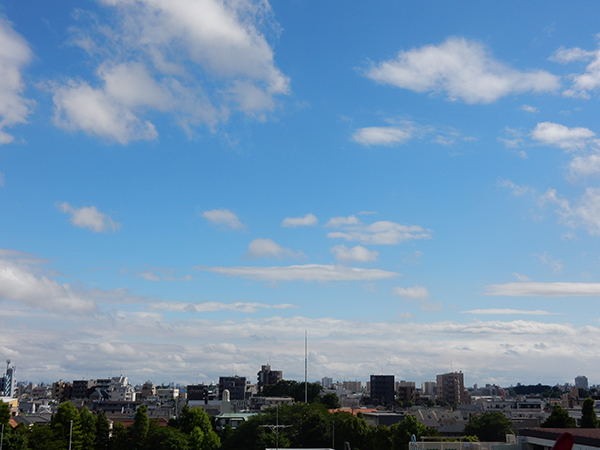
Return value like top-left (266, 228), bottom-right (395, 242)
top-left (322, 377), bottom-right (333, 388)
top-left (370, 375), bottom-right (395, 406)
top-left (396, 381), bottom-right (417, 404)
top-left (141, 381), bottom-right (156, 399)
top-left (72, 380), bottom-right (94, 399)
top-left (436, 372), bottom-right (467, 405)
top-left (0, 361), bottom-right (16, 397)
top-left (343, 381), bottom-right (362, 392)
top-left (422, 381), bottom-right (436, 396)
top-left (257, 365), bottom-right (282, 392)
top-left (575, 376), bottom-right (589, 390)
top-left (218, 376), bottom-right (247, 401)
top-left (187, 384), bottom-right (209, 403)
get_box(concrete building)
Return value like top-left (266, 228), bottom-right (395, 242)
top-left (397, 381), bottom-right (417, 404)
top-left (257, 365), bottom-right (282, 392)
top-left (343, 381), bottom-right (362, 392)
top-left (0, 361), bottom-right (16, 397)
top-left (436, 372), bottom-right (466, 405)
top-left (575, 376), bottom-right (589, 390)
top-left (422, 381), bottom-right (436, 396)
top-left (370, 375), bottom-right (395, 406)
top-left (141, 381), bottom-right (157, 399)
top-left (218, 376), bottom-right (247, 401)
top-left (72, 380), bottom-right (94, 399)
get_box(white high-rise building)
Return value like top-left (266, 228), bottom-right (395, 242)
top-left (575, 375), bottom-right (589, 390)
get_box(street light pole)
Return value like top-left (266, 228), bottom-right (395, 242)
top-left (69, 420), bottom-right (73, 450)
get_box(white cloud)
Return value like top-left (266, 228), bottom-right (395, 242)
top-left (198, 264), bottom-right (399, 282)
top-left (366, 37), bottom-right (559, 104)
top-left (393, 285), bottom-right (430, 299)
top-left (330, 245), bottom-right (378, 263)
top-left (0, 171), bottom-right (4, 187)
top-left (550, 41), bottom-right (600, 98)
top-left (149, 300), bottom-right (297, 313)
top-left (534, 252), bottom-right (563, 274)
top-left (512, 273), bottom-right (530, 282)
top-left (541, 187), bottom-right (600, 235)
top-left (281, 213), bottom-right (318, 227)
top-left (485, 282), bottom-right (600, 297)
top-left (462, 309), bottom-right (558, 315)
top-left (201, 209), bottom-right (245, 230)
top-left (521, 105), bottom-right (539, 113)
top-left (137, 270), bottom-right (193, 282)
top-left (419, 299), bottom-right (443, 312)
top-left (0, 15), bottom-right (34, 145)
top-left (57, 202), bottom-right (121, 233)
top-left (352, 126), bottom-right (414, 146)
top-left (498, 179), bottom-right (533, 197)
top-left (244, 238), bottom-right (304, 259)
top-left (52, 0), bottom-right (289, 142)
top-left (327, 220), bottom-right (431, 245)
top-left (0, 254), bottom-right (96, 313)
top-left (531, 122), bottom-right (595, 150)
top-left (325, 215), bottom-right (361, 227)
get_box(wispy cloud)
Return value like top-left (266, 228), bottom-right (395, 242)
top-left (485, 282), bottom-right (600, 297)
top-left (366, 37), bottom-right (559, 104)
top-left (244, 238), bottom-right (305, 259)
top-left (57, 202), bottom-right (121, 233)
top-left (462, 309), bottom-right (559, 315)
top-left (393, 285), bottom-right (430, 299)
top-left (197, 264), bottom-right (399, 282)
top-left (201, 209), bottom-right (245, 230)
top-left (330, 245), bottom-right (378, 263)
top-left (148, 300), bottom-right (298, 313)
top-left (281, 213), bottom-right (318, 227)
top-left (327, 218), bottom-right (431, 245)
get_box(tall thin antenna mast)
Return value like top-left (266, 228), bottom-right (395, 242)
top-left (304, 330), bottom-right (308, 403)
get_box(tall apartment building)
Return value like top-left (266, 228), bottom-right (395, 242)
top-left (575, 376), bottom-right (589, 390)
top-left (257, 365), bottom-right (282, 391)
top-left (396, 381), bottom-right (417, 404)
top-left (322, 377), bottom-right (333, 388)
top-left (370, 375), bottom-right (395, 406)
top-left (0, 361), bottom-right (16, 397)
top-left (218, 376), bottom-right (247, 401)
top-left (436, 372), bottom-right (466, 405)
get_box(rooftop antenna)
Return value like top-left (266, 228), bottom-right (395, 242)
top-left (304, 330), bottom-right (308, 403)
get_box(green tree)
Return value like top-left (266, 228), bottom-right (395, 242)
top-left (179, 406), bottom-right (220, 450)
top-left (331, 410), bottom-right (370, 450)
top-left (79, 407), bottom-right (97, 450)
top-left (581, 398), bottom-right (599, 428)
top-left (0, 401), bottom-right (10, 427)
top-left (95, 411), bottom-right (111, 450)
top-left (27, 423), bottom-right (62, 450)
top-left (260, 380), bottom-right (323, 403)
top-left (463, 412), bottom-right (513, 442)
top-left (390, 414), bottom-right (438, 450)
top-left (542, 405), bottom-right (576, 428)
top-left (108, 422), bottom-right (129, 450)
top-left (130, 405), bottom-right (150, 448)
top-left (52, 402), bottom-right (83, 450)
top-left (318, 393), bottom-right (341, 409)
top-left (366, 425), bottom-right (392, 450)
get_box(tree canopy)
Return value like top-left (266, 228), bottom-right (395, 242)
top-left (581, 398), bottom-right (599, 428)
top-left (463, 412), bottom-right (513, 442)
top-left (542, 404), bottom-right (576, 428)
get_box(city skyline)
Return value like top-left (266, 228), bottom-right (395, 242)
top-left (2, 0), bottom-right (600, 385)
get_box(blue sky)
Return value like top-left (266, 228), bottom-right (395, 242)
top-left (2, 0), bottom-right (600, 388)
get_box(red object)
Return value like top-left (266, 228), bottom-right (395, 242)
top-left (552, 433), bottom-right (574, 450)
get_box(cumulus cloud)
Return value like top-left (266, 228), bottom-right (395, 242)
top-left (0, 253), bottom-right (96, 313)
top-left (541, 187), bottom-right (600, 234)
top-left (521, 105), bottom-right (539, 113)
top-left (393, 285), bottom-right (430, 299)
top-left (281, 213), bottom-right (318, 227)
top-left (550, 41), bottom-right (600, 98)
top-left (244, 238), bottom-right (304, 259)
top-left (366, 37), bottom-right (559, 104)
top-left (485, 282), bottom-right (600, 297)
top-left (51, 0), bottom-right (289, 143)
top-left (57, 202), bottom-right (121, 233)
top-left (201, 209), bottom-right (245, 230)
top-left (327, 219), bottom-right (431, 245)
top-left (198, 264), bottom-right (399, 282)
top-left (0, 15), bottom-right (34, 145)
top-left (531, 122), bottom-right (596, 150)
top-left (330, 245), bottom-right (378, 263)
top-left (462, 309), bottom-right (558, 315)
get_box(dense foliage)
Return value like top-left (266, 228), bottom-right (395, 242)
top-left (0, 403), bottom-right (221, 450)
top-left (580, 398), bottom-right (599, 428)
top-left (259, 380), bottom-right (323, 403)
top-left (463, 411), bottom-right (513, 442)
top-left (542, 404), bottom-right (576, 428)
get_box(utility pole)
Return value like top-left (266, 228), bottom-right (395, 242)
top-left (304, 330), bottom-right (307, 403)
top-left (69, 420), bottom-right (73, 450)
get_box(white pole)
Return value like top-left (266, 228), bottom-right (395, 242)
top-left (304, 330), bottom-right (308, 403)
top-left (69, 420), bottom-right (73, 450)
